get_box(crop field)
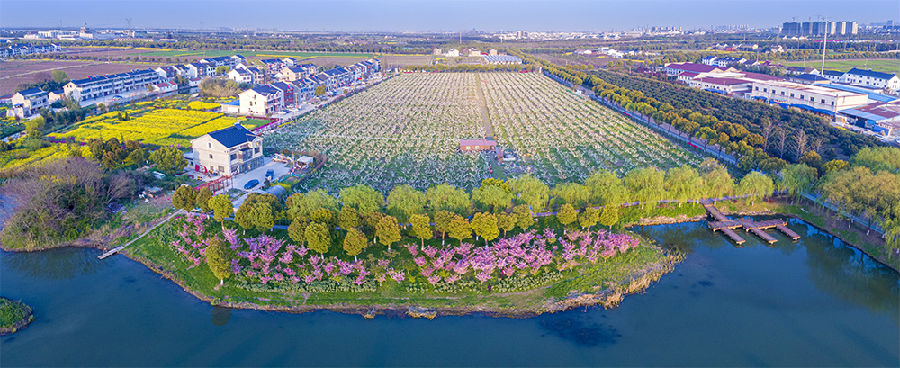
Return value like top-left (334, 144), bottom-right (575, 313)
top-left (266, 72), bottom-right (700, 193)
top-left (782, 58), bottom-right (900, 74)
top-left (48, 99), bottom-right (252, 147)
top-left (0, 59), bottom-right (160, 94)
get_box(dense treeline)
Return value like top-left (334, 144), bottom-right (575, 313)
top-left (780, 147), bottom-right (900, 256)
top-left (590, 69), bottom-right (880, 161)
top-left (173, 159), bottom-right (777, 256)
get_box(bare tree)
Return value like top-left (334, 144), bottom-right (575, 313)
top-left (776, 128), bottom-right (788, 159)
top-left (812, 138), bottom-right (824, 155)
top-left (760, 119), bottom-right (774, 151)
top-left (793, 129), bottom-right (808, 160)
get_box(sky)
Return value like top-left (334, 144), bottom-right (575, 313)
top-left (1, 0), bottom-right (898, 32)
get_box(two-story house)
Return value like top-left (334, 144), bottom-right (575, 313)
top-left (8, 87), bottom-right (49, 118)
top-left (238, 85), bottom-right (283, 116)
top-left (191, 124), bottom-right (264, 176)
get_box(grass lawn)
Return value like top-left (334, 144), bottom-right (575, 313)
top-left (782, 58), bottom-right (899, 74)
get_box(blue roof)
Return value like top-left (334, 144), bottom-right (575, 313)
top-left (270, 82), bottom-right (292, 92)
top-left (251, 85), bottom-right (280, 95)
top-left (778, 102), bottom-right (835, 116)
top-left (207, 125), bottom-right (257, 148)
top-left (794, 74), bottom-right (829, 82)
top-left (846, 67), bottom-right (896, 80)
top-left (825, 84), bottom-right (898, 103)
top-left (18, 87), bottom-right (44, 96)
top-left (821, 69), bottom-right (844, 77)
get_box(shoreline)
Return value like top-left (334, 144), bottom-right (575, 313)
top-left (1, 205), bottom-right (895, 319)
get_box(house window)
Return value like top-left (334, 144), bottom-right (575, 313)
top-left (208, 142), bottom-right (211, 148)
top-left (219, 166), bottom-right (224, 172)
top-left (821, 99), bottom-right (825, 103)
top-left (230, 154), bottom-right (237, 160)
top-left (209, 154), bottom-right (213, 159)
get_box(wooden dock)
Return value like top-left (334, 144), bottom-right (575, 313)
top-left (98, 209), bottom-right (184, 260)
top-left (704, 203), bottom-right (799, 244)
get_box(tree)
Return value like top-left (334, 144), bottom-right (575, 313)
top-left (738, 171), bottom-right (775, 205)
top-left (779, 164), bottom-right (818, 203)
top-left (497, 212), bottom-right (516, 236)
top-left (205, 237), bottom-right (231, 287)
top-left (251, 201), bottom-right (275, 231)
top-left (823, 159), bottom-right (850, 174)
top-left (624, 167), bottom-right (665, 208)
top-left (288, 218), bottom-right (308, 245)
top-left (208, 194), bottom-right (233, 226)
top-left (150, 147), bottom-right (187, 175)
top-left (338, 206), bottom-right (360, 229)
top-left (598, 206), bottom-right (619, 230)
top-left (234, 202), bottom-right (255, 231)
top-left (512, 204), bottom-right (534, 231)
top-left (852, 147), bottom-right (900, 173)
top-left (409, 213), bottom-right (432, 246)
top-left (585, 170), bottom-right (627, 207)
top-left (314, 85), bottom-right (327, 96)
top-left (305, 222), bottom-right (330, 254)
top-left (433, 210), bottom-right (454, 245)
top-left (508, 174), bottom-right (549, 211)
top-left (343, 228), bottom-right (367, 261)
top-left (557, 203), bottom-right (577, 233)
top-left (215, 66), bottom-right (230, 75)
top-left (386, 184), bottom-right (425, 224)
top-left (51, 70), bottom-right (68, 84)
top-left (472, 184), bottom-right (513, 213)
top-left (375, 215), bottom-right (401, 252)
top-left (471, 212), bottom-right (499, 246)
top-left (579, 207), bottom-right (599, 229)
top-left (286, 189), bottom-right (338, 221)
top-left (339, 184), bottom-right (384, 214)
top-left (702, 166), bottom-right (734, 203)
top-left (664, 165), bottom-right (703, 206)
top-left (425, 184), bottom-right (471, 216)
top-left (194, 187), bottom-right (213, 212)
top-left (172, 185), bottom-right (197, 211)
top-left (550, 183), bottom-right (591, 209)
top-left (448, 215), bottom-right (471, 246)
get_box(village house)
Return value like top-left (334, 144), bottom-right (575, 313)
top-left (7, 87), bottom-right (49, 118)
top-left (238, 85), bottom-right (284, 116)
top-left (841, 68), bottom-right (900, 91)
top-left (63, 68), bottom-right (161, 104)
top-left (191, 124), bottom-right (265, 176)
top-left (228, 67), bottom-right (254, 84)
top-left (270, 81), bottom-right (296, 108)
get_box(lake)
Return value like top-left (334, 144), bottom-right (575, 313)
top-left (1, 219), bottom-right (897, 366)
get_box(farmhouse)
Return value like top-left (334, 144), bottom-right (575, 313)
top-left (63, 68), bottom-right (162, 104)
top-left (459, 139), bottom-right (497, 152)
top-left (228, 67), bottom-right (254, 84)
top-left (841, 68), bottom-right (900, 91)
top-left (191, 124), bottom-right (265, 176)
top-left (7, 87), bottom-right (49, 118)
top-left (238, 85), bottom-right (284, 116)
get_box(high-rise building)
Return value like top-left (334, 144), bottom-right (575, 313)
top-left (782, 22), bottom-right (801, 34)
top-left (782, 20), bottom-right (858, 35)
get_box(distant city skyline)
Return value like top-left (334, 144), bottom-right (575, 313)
top-left (1, 0), bottom-right (898, 32)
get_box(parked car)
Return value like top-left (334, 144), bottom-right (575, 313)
top-left (265, 169), bottom-right (274, 181)
top-left (243, 179), bottom-right (259, 190)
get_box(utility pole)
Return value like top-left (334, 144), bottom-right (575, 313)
top-left (820, 17), bottom-right (828, 72)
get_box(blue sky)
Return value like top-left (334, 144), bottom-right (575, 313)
top-left (1, 0), bottom-right (898, 32)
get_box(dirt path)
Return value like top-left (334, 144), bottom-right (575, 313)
top-left (475, 77), bottom-right (492, 137)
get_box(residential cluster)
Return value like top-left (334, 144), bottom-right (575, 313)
top-left (575, 47), bottom-right (660, 59)
top-left (659, 61), bottom-right (900, 138)
top-left (781, 21), bottom-right (859, 35)
top-left (0, 41), bottom-right (61, 58)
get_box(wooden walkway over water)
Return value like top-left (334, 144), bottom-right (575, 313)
top-left (702, 202), bottom-right (800, 245)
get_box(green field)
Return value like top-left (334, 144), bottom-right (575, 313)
top-left (138, 49), bottom-right (375, 59)
top-left (782, 58), bottom-right (899, 74)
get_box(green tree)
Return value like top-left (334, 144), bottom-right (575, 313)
top-left (823, 159), bottom-right (850, 174)
top-left (851, 147), bottom-right (900, 173)
top-left (448, 215), bottom-right (471, 246)
top-left (433, 210), bottom-right (454, 245)
top-left (305, 222), bottom-right (330, 254)
top-left (205, 237), bottom-right (231, 287)
top-left (288, 218), bottom-right (308, 245)
top-left (557, 203), bottom-right (577, 233)
top-left (340, 184), bottom-right (384, 214)
top-left (738, 171), bottom-right (775, 205)
top-left (150, 147), bottom-right (187, 175)
top-left (425, 184), bottom-right (471, 216)
top-left (194, 187), bottom-right (213, 212)
top-left (550, 183), bottom-right (591, 209)
top-left (51, 70), bottom-right (68, 84)
top-left (285, 189), bottom-right (338, 221)
top-left (664, 165), bottom-right (702, 206)
top-left (779, 164), bottom-right (818, 203)
top-left (375, 215), bottom-right (401, 252)
top-left (252, 201), bottom-right (275, 231)
top-left (598, 206), bottom-right (619, 230)
top-left (585, 170), bottom-right (627, 207)
top-left (471, 212), bottom-right (499, 246)
top-left (578, 207), bottom-right (599, 229)
top-left (235, 202), bottom-right (255, 231)
top-left (208, 194), bottom-right (233, 226)
top-left (338, 206), bottom-right (360, 230)
top-left (343, 228), bottom-right (367, 261)
top-left (172, 185), bottom-right (197, 211)
top-left (409, 213), bottom-right (432, 246)
top-left (508, 174), bottom-right (549, 211)
top-left (497, 212), bottom-right (516, 236)
top-left (386, 184), bottom-right (425, 224)
top-left (512, 204), bottom-right (534, 231)
top-left (472, 184), bottom-right (513, 213)
top-left (624, 167), bottom-right (665, 208)
top-left (314, 85), bottom-right (327, 96)
top-left (702, 166), bottom-right (734, 203)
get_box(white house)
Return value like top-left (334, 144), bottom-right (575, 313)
top-left (228, 67), bottom-right (254, 84)
top-left (842, 68), bottom-right (900, 91)
top-left (7, 87), bottom-right (49, 118)
top-left (191, 124), bottom-right (265, 176)
top-left (238, 85), bottom-right (283, 116)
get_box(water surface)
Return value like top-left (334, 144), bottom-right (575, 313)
top-left (2, 219), bottom-right (897, 366)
